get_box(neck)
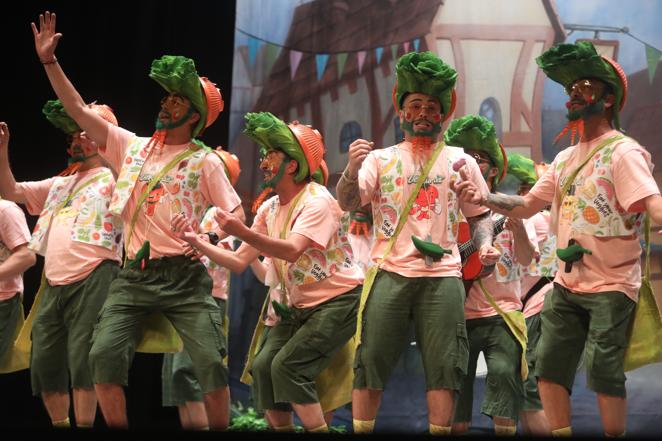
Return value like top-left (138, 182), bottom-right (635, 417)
top-left (276, 180), bottom-right (308, 205)
top-left (580, 115), bottom-right (613, 143)
top-left (77, 155), bottom-right (105, 172)
top-left (163, 127), bottom-right (193, 146)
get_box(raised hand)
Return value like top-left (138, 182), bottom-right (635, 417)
top-left (31, 11), bottom-right (62, 63)
top-left (450, 166), bottom-right (484, 205)
top-left (347, 138), bottom-right (374, 178)
top-left (0, 122), bottom-right (9, 154)
top-left (214, 208), bottom-right (248, 238)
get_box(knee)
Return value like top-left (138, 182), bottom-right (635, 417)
top-left (270, 351), bottom-right (294, 383)
top-left (487, 358), bottom-right (518, 384)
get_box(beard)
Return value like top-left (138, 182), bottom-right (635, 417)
top-left (401, 119), bottom-right (442, 158)
top-left (567, 99), bottom-right (606, 122)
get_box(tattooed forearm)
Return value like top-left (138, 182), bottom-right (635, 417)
top-left (467, 211), bottom-right (493, 250)
top-left (485, 193), bottom-right (525, 211)
top-left (336, 167), bottom-right (362, 211)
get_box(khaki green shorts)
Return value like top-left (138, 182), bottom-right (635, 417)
top-left (0, 294), bottom-right (21, 364)
top-left (523, 313), bottom-right (542, 411)
top-left (89, 256), bottom-right (228, 394)
top-left (251, 286), bottom-right (360, 410)
top-left (353, 270), bottom-right (468, 392)
top-left (162, 298), bottom-right (226, 407)
top-left (454, 315), bottom-right (523, 423)
top-left (31, 260), bottom-right (119, 395)
top-left (535, 284), bottom-right (635, 398)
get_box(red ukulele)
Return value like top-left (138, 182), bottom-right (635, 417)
top-left (457, 216), bottom-right (507, 282)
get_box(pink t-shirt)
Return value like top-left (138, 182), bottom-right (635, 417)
top-left (529, 130), bottom-right (659, 300)
top-left (103, 126), bottom-right (241, 259)
top-left (19, 168), bottom-right (120, 285)
top-left (0, 200), bottom-right (31, 300)
top-left (464, 214), bottom-right (538, 320)
top-left (521, 211), bottom-right (553, 318)
top-left (252, 189), bottom-right (363, 309)
top-left (348, 232), bottom-right (372, 274)
top-left (358, 143), bottom-right (490, 278)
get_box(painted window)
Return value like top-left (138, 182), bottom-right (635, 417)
top-left (340, 121), bottom-right (362, 153)
top-left (479, 97), bottom-right (503, 139)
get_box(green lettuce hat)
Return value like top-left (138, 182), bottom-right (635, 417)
top-left (506, 153), bottom-right (537, 186)
top-left (149, 55), bottom-right (207, 137)
top-left (243, 112), bottom-right (309, 183)
top-left (444, 115), bottom-right (506, 185)
top-left (42, 99), bottom-right (80, 135)
top-left (395, 51), bottom-right (457, 117)
top-left (536, 41), bottom-right (627, 129)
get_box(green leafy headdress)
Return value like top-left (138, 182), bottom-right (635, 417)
top-left (149, 55), bottom-right (209, 137)
top-left (42, 99), bottom-right (80, 135)
top-left (444, 115), bottom-right (507, 185)
top-left (536, 41), bottom-right (627, 130)
top-left (395, 51), bottom-right (457, 118)
top-left (506, 153), bottom-right (537, 186)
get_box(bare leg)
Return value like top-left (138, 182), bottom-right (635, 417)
top-left (291, 402), bottom-right (326, 430)
top-left (427, 388), bottom-right (455, 426)
top-left (178, 405), bottom-right (192, 429)
top-left (324, 411), bottom-right (334, 426)
top-left (265, 409), bottom-right (293, 428)
top-left (520, 410), bottom-right (550, 436)
top-left (203, 385), bottom-right (230, 430)
top-left (352, 388), bottom-right (382, 420)
top-left (452, 421), bottom-right (470, 434)
top-left (184, 401), bottom-right (209, 430)
top-left (72, 388), bottom-right (97, 427)
top-left (41, 391), bottom-right (70, 424)
top-left (94, 383), bottom-right (128, 429)
top-left (597, 393), bottom-right (627, 436)
top-left (538, 378), bottom-right (571, 430)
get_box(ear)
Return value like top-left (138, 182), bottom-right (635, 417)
top-left (286, 158), bottom-right (299, 176)
top-left (603, 93), bottom-right (616, 109)
top-left (188, 111), bottom-right (201, 127)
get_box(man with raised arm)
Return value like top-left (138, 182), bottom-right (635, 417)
top-left (32, 11), bottom-right (243, 429)
top-left (335, 51), bottom-right (499, 435)
top-left (453, 41), bottom-right (662, 437)
top-left (0, 101), bottom-right (120, 429)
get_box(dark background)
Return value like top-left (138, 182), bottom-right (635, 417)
top-left (0, 1), bottom-right (240, 430)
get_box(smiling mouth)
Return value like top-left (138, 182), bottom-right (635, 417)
top-left (414, 120), bottom-right (432, 129)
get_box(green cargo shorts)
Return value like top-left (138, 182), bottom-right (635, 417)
top-left (251, 286), bottom-right (360, 410)
top-left (353, 270), bottom-right (468, 392)
top-left (162, 298), bottom-right (226, 406)
top-left (31, 260), bottom-right (119, 395)
top-left (453, 315), bottom-right (523, 423)
top-left (0, 294), bottom-right (21, 364)
top-left (89, 256), bottom-right (228, 394)
top-left (535, 283), bottom-right (635, 398)
top-left (523, 313), bottom-right (542, 411)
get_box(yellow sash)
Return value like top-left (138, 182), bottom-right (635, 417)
top-left (126, 146), bottom-right (201, 354)
top-left (624, 215), bottom-right (662, 371)
top-left (12, 173), bottom-right (116, 363)
top-left (240, 184), bottom-right (356, 412)
top-left (477, 279), bottom-right (529, 381)
top-left (355, 142), bottom-right (446, 346)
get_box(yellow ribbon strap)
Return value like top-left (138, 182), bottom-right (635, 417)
top-left (477, 279), bottom-right (529, 381)
top-left (355, 142), bottom-right (446, 346)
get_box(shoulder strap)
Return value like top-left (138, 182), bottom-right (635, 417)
top-left (377, 142), bottom-right (446, 266)
top-left (557, 135), bottom-right (624, 207)
top-left (124, 145), bottom-right (202, 263)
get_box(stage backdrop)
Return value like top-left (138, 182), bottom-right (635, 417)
top-left (228, 0), bottom-right (662, 435)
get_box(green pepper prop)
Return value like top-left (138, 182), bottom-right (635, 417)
top-left (411, 235), bottom-right (452, 261)
top-left (556, 238), bottom-right (592, 273)
top-left (271, 299), bottom-right (294, 321)
top-left (127, 240), bottom-right (151, 270)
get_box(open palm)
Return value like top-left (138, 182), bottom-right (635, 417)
top-left (31, 11), bottom-right (62, 62)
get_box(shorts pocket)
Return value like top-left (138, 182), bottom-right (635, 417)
top-left (209, 311), bottom-right (227, 358)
